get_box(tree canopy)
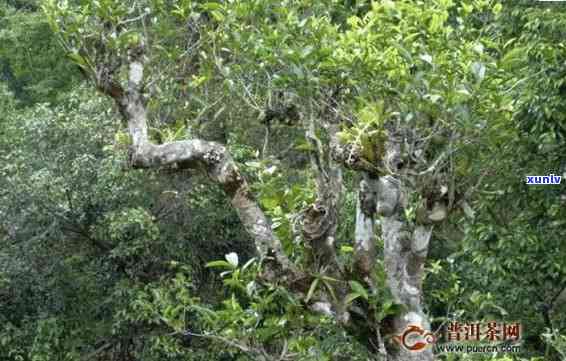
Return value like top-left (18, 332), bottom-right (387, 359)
top-left (1, 1), bottom-right (565, 361)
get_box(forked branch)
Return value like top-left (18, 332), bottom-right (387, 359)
top-left (93, 44), bottom-right (297, 280)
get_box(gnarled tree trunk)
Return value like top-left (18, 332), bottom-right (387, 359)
top-left (92, 42), bottom-right (437, 361)
top-left (377, 139), bottom-right (434, 361)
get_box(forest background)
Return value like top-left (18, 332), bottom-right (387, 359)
top-left (1, 0), bottom-right (566, 360)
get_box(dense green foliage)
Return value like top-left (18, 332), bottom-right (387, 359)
top-left (1, 1), bottom-right (565, 360)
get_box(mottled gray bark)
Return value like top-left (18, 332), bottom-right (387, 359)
top-left (95, 50), bottom-right (297, 281)
top-left (354, 173), bottom-right (377, 282)
top-left (302, 117), bottom-right (351, 321)
top-left (303, 118), bottom-right (342, 273)
top-left (354, 173), bottom-right (389, 359)
top-left (378, 139), bottom-right (434, 361)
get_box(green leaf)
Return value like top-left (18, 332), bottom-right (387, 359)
top-left (322, 279), bottom-right (338, 302)
top-left (201, 2), bottom-right (222, 11)
top-left (67, 52), bottom-right (89, 70)
top-left (349, 280), bottom-right (368, 300)
top-left (395, 44), bottom-right (413, 62)
top-left (261, 197), bottom-right (279, 210)
top-left (340, 245), bottom-right (354, 253)
top-left (205, 260), bottom-right (233, 269)
top-left (306, 278), bottom-right (319, 302)
top-left (295, 141), bottom-right (316, 152)
top-left (242, 257), bottom-right (256, 271)
top-left (210, 10), bottom-right (224, 22)
top-left (345, 293), bottom-right (361, 305)
top-left (501, 47), bottom-right (527, 70)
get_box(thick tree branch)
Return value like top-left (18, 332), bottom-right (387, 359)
top-left (354, 173), bottom-right (377, 282)
top-left (94, 45), bottom-right (297, 281)
top-left (379, 137), bottom-right (434, 361)
top-left (303, 116), bottom-right (341, 272)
